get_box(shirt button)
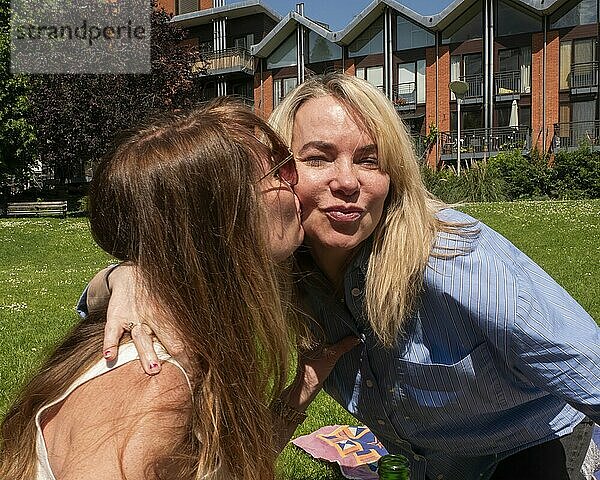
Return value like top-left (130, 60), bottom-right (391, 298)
top-left (377, 419), bottom-right (386, 425)
top-left (351, 287), bottom-right (361, 296)
top-left (339, 297), bottom-right (344, 304)
top-left (437, 475), bottom-right (444, 480)
top-left (365, 379), bottom-right (374, 388)
top-left (404, 415), bottom-right (410, 420)
top-left (414, 454), bottom-right (424, 461)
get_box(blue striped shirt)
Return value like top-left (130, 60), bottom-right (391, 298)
top-left (299, 208), bottom-right (600, 480)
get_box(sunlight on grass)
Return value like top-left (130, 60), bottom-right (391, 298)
top-left (0, 201), bottom-right (598, 479)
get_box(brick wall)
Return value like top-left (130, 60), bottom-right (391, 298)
top-left (200, 0), bottom-right (213, 10)
top-left (531, 31), bottom-right (560, 153)
top-left (425, 45), bottom-right (450, 167)
top-left (157, 0), bottom-right (175, 14)
top-left (344, 59), bottom-right (356, 76)
top-left (254, 71), bottom-right (274, 119)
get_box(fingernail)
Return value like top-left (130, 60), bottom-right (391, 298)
top-left (149, 362), bottom-right (160, 371)
top-left (104, 349), bottom-right (112, 358)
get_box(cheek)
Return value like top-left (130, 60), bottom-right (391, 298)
top-left (294, 169), bottom-right (321, 209)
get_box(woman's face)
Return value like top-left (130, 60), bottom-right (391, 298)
top-left (257, 158), bottom-right (304, 262)
top-left (291, 95), bottom-right (390, 261)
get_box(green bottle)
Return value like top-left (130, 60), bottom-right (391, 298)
top-left (377, 454), bottom-right (411, 480)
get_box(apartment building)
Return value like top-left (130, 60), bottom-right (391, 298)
top-left (169, 0), bottom-right (598, 167)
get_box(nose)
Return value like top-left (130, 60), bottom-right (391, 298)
top-left (330, 161), bottom-right (359, 197)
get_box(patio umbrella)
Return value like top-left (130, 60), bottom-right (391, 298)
top-left (509, 99), bottom-right (519, 129)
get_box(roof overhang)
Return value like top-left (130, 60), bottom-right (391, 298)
top-left (171, 0), bottom-right (281, 28)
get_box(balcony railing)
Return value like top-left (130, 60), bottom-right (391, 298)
top-left (194, 47), bottom-right (255, 76)
top-left (495, 71), bottom-right (530, 95)
top-left (460, 74), bottom-right (483, 99)
top-left (553, 120), bottom-right (600, 149)
top-left (440, 126), bottom-right (531, 156)
top-left (391, 82), bottom-right (417, 108)
top-left (570, 62), bottom-right (598, 89)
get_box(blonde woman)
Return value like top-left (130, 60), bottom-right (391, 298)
top-left (78, 74), bottom-right (600, 480)
top-left (0, 100), bottom-right (304, 480)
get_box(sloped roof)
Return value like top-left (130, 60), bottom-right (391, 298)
top-left (332, 0), bottom-right (435, 45)
top-left (251, 11), bottom-right (336, 58)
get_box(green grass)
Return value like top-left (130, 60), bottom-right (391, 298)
top-left (0, 200), bottom-right (598, 479)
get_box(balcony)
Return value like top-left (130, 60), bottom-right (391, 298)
top-left (440, 126), bottom-right (531, 160)
top-left (391, 82), bottom-right (417, 110)
top-left (570, 62), bottom-right (598, 94)
top-left (495, 71), bottom-right (530, 98)
top-left (454, 74), bottom-right (483, 103)
top-left (553, 120), bottom-right (600, 150)
top-left (193, 47), bottom-right (255, 76)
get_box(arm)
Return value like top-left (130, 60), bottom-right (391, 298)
top-left (508, 267), bottom-right (600, 423)
top-left (273, 336), bottom-right (360, 451)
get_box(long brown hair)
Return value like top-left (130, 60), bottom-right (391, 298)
top-left (0, 99), bottom-right (294, 479)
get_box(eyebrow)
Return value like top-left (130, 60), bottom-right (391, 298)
top-left (354, 144), bottom-right (378, 157)
top-left (297, 141), bottom-right (336, 156)
top-left (297, 142), bottom-right (378, 157)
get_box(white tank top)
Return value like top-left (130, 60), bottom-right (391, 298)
top-left (34, 342), bottom-right (191, 480)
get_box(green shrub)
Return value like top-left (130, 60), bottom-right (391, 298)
top-left (550, 146), bottom-right (600, 200)
top-left (488, 150), bottom-right (550, 200)
top-left (421, 160), bottom-right (506, 203)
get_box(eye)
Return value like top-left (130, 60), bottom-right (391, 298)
top-left (356, 156), bottom-right (380, 168)
top-left (304, 156), bottom-right (328, 167)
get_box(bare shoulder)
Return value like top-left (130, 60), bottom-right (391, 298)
top-left (46, 360), bottom-right (193, 480)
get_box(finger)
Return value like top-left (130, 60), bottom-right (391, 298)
top-left (103, 321), bottom-right (124, 361)
top-left (131, 323), bottom-right (161, 375)
top-left (142, 319), bottom-right (192, 373)
top-left (326, 336), bottom-right (361, 360)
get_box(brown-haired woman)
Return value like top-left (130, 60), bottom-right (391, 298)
top-left (0, 99), bottom-right (304, 480)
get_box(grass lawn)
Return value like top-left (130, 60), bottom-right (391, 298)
top-left (0, 200), bottom-right (598, 479)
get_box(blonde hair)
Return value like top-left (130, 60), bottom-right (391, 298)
top-left (271, 73), bottom-right (458, 346)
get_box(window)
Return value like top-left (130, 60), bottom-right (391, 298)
top-left (496, 1), bottom-right (541, 36)
top-left (396, 16), bottom-right (435, 51)
top-left (267, 34), bottom-right (297, 69)
top-left (451, 108), bottom-right (483, 130)
top-left (442, 2), bottom-right (483, 44)
top-left (396, 60), bottom-right (426, 105)
top-left (274, 77), bottom-right (298, 107)
top-left (551, 0), bottom-right (598, 29)
top-left (495, 103), bottom-right (530, 128)
top-left (561, 38), bottom-right (598, 89)
top-left (451, 53), bottom-right (483, 98)
top-left (349, 16), bottom-right (384, 58)
top-left (308, 31), bottom-right (342, 63)
top-left (497, 47), bottom-right (531, 94)
top-left (233, 34), bottom-right (255, 50)
top-left (356, 65), bottom-right (384, 89)
top-left (178, 0), bottom-right (197, 15)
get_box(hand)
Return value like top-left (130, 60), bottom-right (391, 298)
top-left (98, 265), bottom-right (188, 375)
top-left (285, 335), bottom-right (361, 412)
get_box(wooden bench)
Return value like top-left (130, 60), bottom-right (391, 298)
top-left (7, 201), bottom-right (68, 218)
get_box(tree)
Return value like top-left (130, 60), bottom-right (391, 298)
top-left (0, 0), bottom-right (37, 188)
top-left (28, 1), bottom-right (206, 184)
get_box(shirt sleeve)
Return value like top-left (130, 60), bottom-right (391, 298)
top-left (76, 264), bottom-right (120, 320)
top-left (508, 253), bottom-right (600, 424)
top-left (76, 285), bottom-right (89, 318)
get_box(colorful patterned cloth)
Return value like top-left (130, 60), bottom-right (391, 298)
top-left (292, 425), bottom-right (600, 480)
top-left (292, 425), bottom-right (387, 480)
